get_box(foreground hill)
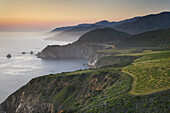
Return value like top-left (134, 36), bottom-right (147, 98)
top-left (114, 12), bottom-right (170, 34)
top-left (117, 28), bottom-right (170, 47)
top-left (1, 50), bottom-right (169, 113)
top-left (74, 28), bottom-right (130, 44)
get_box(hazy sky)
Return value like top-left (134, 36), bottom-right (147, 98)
top-left (0, 0), bottom-right (170, 31)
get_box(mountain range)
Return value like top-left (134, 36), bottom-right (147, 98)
top-left (51, 17), bottom-right (140, 32)
top-left (48, 24), bottom-right (105, 42)
top-left (114, 12), bottom-right (170, 34)
top-left (48, 16), bottom-right (140, 41)
top-left (49, 11), bottom-right (170, 42)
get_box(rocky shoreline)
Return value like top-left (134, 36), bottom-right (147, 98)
top-left (37, 43), bottom-right (114, 66)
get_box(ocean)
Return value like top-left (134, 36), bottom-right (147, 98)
top-left (0, 32), bottom-right (89, 103)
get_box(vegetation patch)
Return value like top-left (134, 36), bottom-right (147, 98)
top-left (117, 50), bottom-right (170, 56)
top-left (79, 90), bottom-right (170, 113)
top-left (96, 56), bottom-right (138, 68)
top-left (123, 51), bottom-right (170, 94)
top-left (98, 48), bottom-right (143, 54)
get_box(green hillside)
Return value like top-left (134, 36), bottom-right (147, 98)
top-left (117, 28), bottom-right (170, 47)
top-left (122, 51), bottom-right (170, 95)
top-left (1, 50), bottom-right (170, 113)
top-left (74, 28), bottom-right (130, 44)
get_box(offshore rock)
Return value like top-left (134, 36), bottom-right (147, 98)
top-left (30, 51), bottom-right (33, 54)
top-left (6, 54), bottom-right (11, 58)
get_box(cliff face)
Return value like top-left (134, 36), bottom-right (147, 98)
top-left (88, 52), bottom-right (138, 68)
top-left (1, 67), bottom-right (169, 113)
top-left (1, 89), bottom-right (53, 113)
top-left (88, 52), bottom-right (112, 66)
top-left (37, 43), bottom-right (113, 59)
top-left (88, 48), bottom-right (143, 67)
top-left (1, 68), bottom-right (132, 113)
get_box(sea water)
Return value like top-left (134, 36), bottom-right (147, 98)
top-left (0, 32), bottom-right (89, 103)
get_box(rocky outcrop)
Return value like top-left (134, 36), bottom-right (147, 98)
top-left (0, 105), bottom-right (5, 113)
top-left (30, 51), bottom-right (33, 54)
top-left (37, 43), bottom-right (113, 59)
top-left (6, 54), bottom-right (11, 58)
top-left (88, 49), bottom-right (142, 67)
top-left (1, 90), bottom-right (53, 113)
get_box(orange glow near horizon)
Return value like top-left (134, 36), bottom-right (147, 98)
top-left (0, 18), bottom-right (100, 31)
top-left (0, 0), bottom-right (170, 31)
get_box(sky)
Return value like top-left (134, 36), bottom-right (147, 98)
top-left (0, 0), bottom-right (170, 31)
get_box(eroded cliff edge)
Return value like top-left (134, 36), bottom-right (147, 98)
top-left (1, 66), bottom-right (169, 113)
top-left (37, 43), bottom-right (113, 59)
top-left (0, 68), bottom-right (131, 112)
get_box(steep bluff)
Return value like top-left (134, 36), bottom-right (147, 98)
top-left (88, 52), bottom-right (112, 66)
top-left (37, 43), bottom-right (113, 59)
top-left (1, 67), bottom-right (169, 113)
top-left (0, 68), bottom-right (132, 113)
top-left (88, 48), bottom-right (142, 67)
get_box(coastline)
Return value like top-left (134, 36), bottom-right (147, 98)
top-left (0, 32), bottom-right (89, 104)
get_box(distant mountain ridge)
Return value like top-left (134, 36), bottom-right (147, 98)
top-left (49, 17), bottom-right (140, 41)
top-left (51, 26), bottom-right (74, 32)
top-left (48, 24), bottom-right (105, 42)
top-left (114, 12), bottom-right (170, 34)
top-left (51, 17), bottom-right (141, 32)
top-left (49, 11), bottom-right (170, 42)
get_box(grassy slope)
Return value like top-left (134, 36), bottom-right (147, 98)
top-left (29, 51), bottom-right (170, 112)
top-left (95, 56), bottom-right (138, 68)
top-left (122, 51), bottom-right (170, 95)
top-left (98, 49), bottom-right (170, 94)
top-left (76, 50), bottom-right (170, 112)
top-left (33, 50), bottom-right (170, 112)
top-left (95, 49), bottom-right (170, 94)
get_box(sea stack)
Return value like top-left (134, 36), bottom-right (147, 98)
top-left (6, 54), bottom-right (11, 58)
top-left (30, 51), bottom-right (33, 54)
